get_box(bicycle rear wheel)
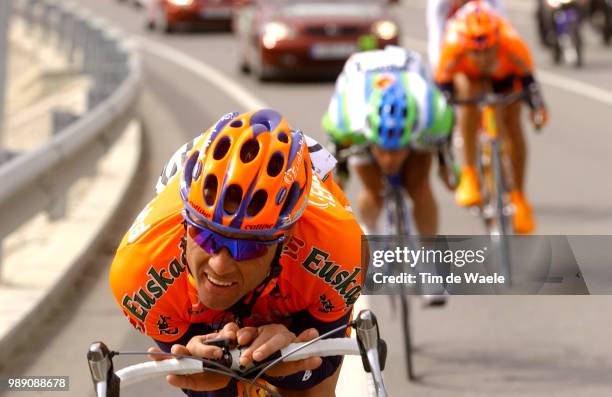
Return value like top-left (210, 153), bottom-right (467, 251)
top-left (481, 138), bottom-right (513, 282)
top-left (384, 187), bottom-right (415, 381)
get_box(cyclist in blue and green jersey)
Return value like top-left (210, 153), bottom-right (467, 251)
top-left (322, 45), bottom-right (456, 237)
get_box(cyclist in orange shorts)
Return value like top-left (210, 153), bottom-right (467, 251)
top-left (435, 0), bottom-right (549, 234)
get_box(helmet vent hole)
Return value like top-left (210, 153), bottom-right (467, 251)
top-left (223, 185), bottom-right (243, 215)
top-left (230, 119), bottom-right (244, 128)
top-left (279, 182), bottom-right (300, 219)
top-left (213, 136), bottom-right (231, 160)
top-left (247, 190), bottom-right (268, 217)
top-left (240, 139), bottom-right (260, 163)
top-left (267, 152), bottom-right (285, 177)
top-left (203, 175), bottom-right (218, 206)
top-left (277, 132), bottom-right (289, 143)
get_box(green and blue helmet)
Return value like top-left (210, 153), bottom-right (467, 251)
top-left (367, 73), bottom-right (417, 150)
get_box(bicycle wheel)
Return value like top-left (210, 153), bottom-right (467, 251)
top-left (385, 187), bottom-right (415, 381)
top-left (489, 139), bottom-right (513, 282)
top-left (477, 135), bottom-right (492, 207)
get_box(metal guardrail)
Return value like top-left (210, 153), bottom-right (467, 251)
top-left (0, 0), bottom-right (141, 272)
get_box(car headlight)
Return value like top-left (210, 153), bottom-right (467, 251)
top-left (372, 20), bottom-right (398, 41)
top-left (167, 0), bottom-right (194, 6)
top-left (262, 22), bottom-right (293, 49)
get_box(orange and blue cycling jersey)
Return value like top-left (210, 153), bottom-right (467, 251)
top-left (435, 17), bottom-right (534, 85)
top-left (109, 132), bottom-right (361, 396)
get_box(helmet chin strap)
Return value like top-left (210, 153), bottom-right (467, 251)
top-left (229, 244), bottom-right (284, 327)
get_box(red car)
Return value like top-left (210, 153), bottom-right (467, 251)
top-left (234, 0), bottom-right (400, 80)
top-left (146, 0), bottom-right (236, 32)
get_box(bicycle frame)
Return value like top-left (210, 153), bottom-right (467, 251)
top-left (381, 173), bottom-right (414, 381)
top-left (451, 89), bottom-right (528, 283)
top-left (478, 105), bottom-right (513, 282)
top-left (88, 310), bottom-right (389, 397)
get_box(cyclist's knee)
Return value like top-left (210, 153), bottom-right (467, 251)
top-left (405, 177), bottom-right (434, 204)
top-left (454, 74), bottom-right (485, 98)
top-left (403, 153), bottom-right (433, 200)
top-left (504, 103), bottom-right (525, 139)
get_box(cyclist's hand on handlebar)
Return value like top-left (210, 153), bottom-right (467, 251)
top-left (530, 107), bottom-right (549, 131)
top-left (165, 343), bottom-right (232, 391)
top-left (163, 322), bottom-right (240, 391)
top-left (237, 324), bottom-right (323, 377)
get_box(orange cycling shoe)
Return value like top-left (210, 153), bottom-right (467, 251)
top-left (455, 166), bottom-right (482, 207)
top-left (510, 190), bottom-right (535, 234)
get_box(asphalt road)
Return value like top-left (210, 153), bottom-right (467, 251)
top-left (3, 0), bottom-right (612, 396)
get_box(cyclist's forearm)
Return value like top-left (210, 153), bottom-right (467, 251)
top-left (520, 74), bottom-right (546, 110)
top-left (263, 311), bottom-right (350, 391)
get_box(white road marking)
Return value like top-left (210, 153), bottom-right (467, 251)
top-left (137, 36), bottom-right (268, 110)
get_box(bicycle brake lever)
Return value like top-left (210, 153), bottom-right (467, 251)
top-left (354, 310), bottom-right (387, 372)
top-left (203, 337), bottom-right (233, 349)
top-left (228, 346), bottom-right (283, 374)
top-left (87, 342), bottom-right (121, 397)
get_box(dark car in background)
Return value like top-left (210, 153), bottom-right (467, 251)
top-left (233, 0), bottom-right (400, 80)
top-left (146, 0), bottom-right (235, 32)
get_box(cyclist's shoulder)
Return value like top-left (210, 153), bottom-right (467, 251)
top-left (299, 177), bottom-right (362, 261)
top-left (111, 177), bottom-right (186, 291)
top-left (280, 207), bottom-right (363, 314)
top-left (109, 203), bottom-right (191, 338)
top-left (439, 21), bottom-right (464, 55)
top-left (110, 181), bottom-right (193, 336)
top-left (498, 21), bottom-right (533, 70)
top-left (499, 18), bottom-right (525, 45)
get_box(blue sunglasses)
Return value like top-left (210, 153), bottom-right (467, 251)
top-left (182, 210), bottom-right (285, 261)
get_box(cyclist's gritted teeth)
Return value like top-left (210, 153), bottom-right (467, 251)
top-left (205, 272), bottom-right (236, 288)
top-left (200, 269), bottom-right (238, 289)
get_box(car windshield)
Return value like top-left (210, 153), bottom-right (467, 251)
top-left (267, 0), bottom-right (381, 18)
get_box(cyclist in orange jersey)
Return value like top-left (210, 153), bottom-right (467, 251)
top-left (435, 0), bottom-right (549, 234)
top-left (110, 110), bottom-right (363, 396)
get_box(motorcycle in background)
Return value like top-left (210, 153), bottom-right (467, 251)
top-left (544, 0), bottom-right (583, 67)
top-left (589, 0), bottom-right (612, 45)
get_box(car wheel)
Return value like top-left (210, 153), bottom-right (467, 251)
top-left (252, 47), bottom-right (271, 81)
top-left (145, 14), bottom-right (155, 31)
top-left (239, 58), bottom-right (251, 74)
top-left (153, 5), bottom-right (173, 34)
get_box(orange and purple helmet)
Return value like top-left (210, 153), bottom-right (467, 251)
top-left (180, 109), bottom-right (312, 237)
top-left (455, 1), bottom-right (501, 50)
